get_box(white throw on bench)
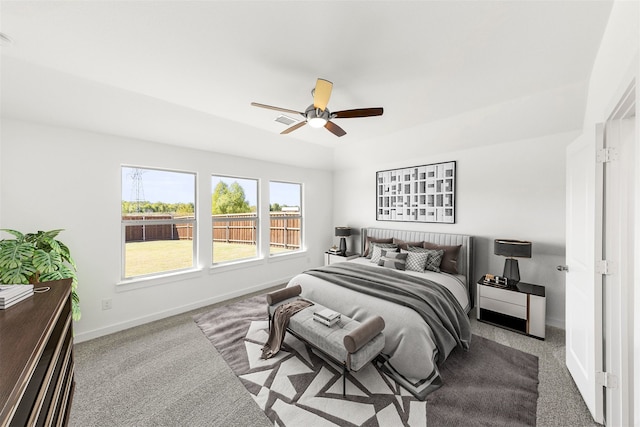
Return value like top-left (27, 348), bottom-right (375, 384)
top-left (266, 285), bottom-right (386, 396)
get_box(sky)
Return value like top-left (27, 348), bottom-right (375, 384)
top-left (122, 167), bottom-right (300, 207)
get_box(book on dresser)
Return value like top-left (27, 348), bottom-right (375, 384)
top-left (0, 284), bottom-right (34, 309)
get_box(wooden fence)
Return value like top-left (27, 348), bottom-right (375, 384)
top-left (123, 213), bottom-right (300, 249)
top-left (123, 215), bottom-right (194, 241)
top-left (268, 213), bottom-right (301, 250)
top-left (212, 213), bottom-right (256, 245)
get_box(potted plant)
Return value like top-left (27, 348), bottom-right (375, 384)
top-left (0, 229), bottom-right (80, 320)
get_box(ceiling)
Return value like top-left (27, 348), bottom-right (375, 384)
top-left (0, 1), bottom-right (613, 168)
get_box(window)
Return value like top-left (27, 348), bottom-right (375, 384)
top-left (269, 181), bottom-right (302, 255)
top-left (212, 175), bottom-right (258, 264)
top-left (121, 167), bottom-right (196, 279)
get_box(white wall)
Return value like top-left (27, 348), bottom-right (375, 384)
top-left (0, 118), bottom-right (333, 342)
top-left (333, 130), bottom-right (574, 328)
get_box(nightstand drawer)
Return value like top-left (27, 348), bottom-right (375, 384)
top-left (479, 297), bottom-right (527, 319)
top-left (480, 285), bottom-right (527, 306)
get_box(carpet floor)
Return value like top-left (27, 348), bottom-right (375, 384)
top-left (194, 295), bottom-right (539, 427)
top-left (68, 286), bottom-right (599, 426)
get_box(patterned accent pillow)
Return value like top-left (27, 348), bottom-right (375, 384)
top-left (378, 250), bottom-right (408, 270)
top-left (407, 246), bottom-right (445, 272)
top-left (424, 249), bottom-right (445, 272)
top-left (423, 242), bottom-right (462, 274)
top-left (370, 243), bottom-right (398, 264)
top-left (364, 237), bottom-right (394, 258)
top-left (401, 249), bottom-right (429, 272)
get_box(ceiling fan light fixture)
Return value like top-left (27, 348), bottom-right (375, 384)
top-left (308, 117), bottom-right (327, 128)
top-left (306, 107), bottom-right (329, 128)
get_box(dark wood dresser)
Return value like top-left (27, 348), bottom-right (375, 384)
top-left (0, 278), bottom-right (75, 426)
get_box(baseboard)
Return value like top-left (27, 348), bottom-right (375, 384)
top-left (74, 277), bottom-right (290, 343)
top-left (546, 316), bottom-right (565, 330)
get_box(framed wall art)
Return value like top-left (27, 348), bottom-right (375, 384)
top-left (376, 161), bottom-right (456, 223)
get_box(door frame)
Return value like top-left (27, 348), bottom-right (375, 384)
top-left (601, 78), bottom-right (636, 426)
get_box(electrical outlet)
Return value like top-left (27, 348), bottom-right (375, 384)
top-left (101, 298), bottom-right (112, 310)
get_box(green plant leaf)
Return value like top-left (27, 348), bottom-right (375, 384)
top-left (58, 264), bottom-right (77, 283)
top-left (0, 241), bottom-right (34, 270)
top-left (57, 241), bottom-right (77, 270)
top-left (1, 229), bottom-right (26, 241)
top-left (0, 268), bottom-right (30, 284)
top-left (72, 299), bottom-right (81, 321)
top-left (33, 249), bottom-right (62, 274)
top-left (42, 229), bottom-right (63, 239)
top-left (43, 236), bottom-right (61, 253)
top-left (39, 269), bottom-right (65, 282)
top-left (37, 229), bottom-right (63, 242)
top-left (40, 264), bottom-right (76, 284)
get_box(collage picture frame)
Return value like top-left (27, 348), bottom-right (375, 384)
top-left (376, 161), bottom-right (456, 223)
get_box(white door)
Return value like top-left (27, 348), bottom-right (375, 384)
top-left (565, 128), bottom-right (604, 423)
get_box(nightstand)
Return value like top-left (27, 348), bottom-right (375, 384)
top-left (477, 277), bottom-right (546, 339)
top-left (324, 252), bottom-right (359, 266)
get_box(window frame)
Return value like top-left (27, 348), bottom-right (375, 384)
top-left (211, 174), bottom-right (260, 266)
top-left (120, 166), bottom-right (197, 281)
top-left (269, 180), bottom-right (303, 256)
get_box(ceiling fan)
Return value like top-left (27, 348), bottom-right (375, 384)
top-left (251, 78), bottom-right (383, 137)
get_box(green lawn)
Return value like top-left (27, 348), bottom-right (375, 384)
top-left (125, 240), bottom-right (294, 277)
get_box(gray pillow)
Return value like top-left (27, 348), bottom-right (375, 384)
top-left (369, 243), bottom-right (398, 263)
top-left (378, 249), bottom-right (408, 270)
top-left (424, 249), bottom-right (445, 272)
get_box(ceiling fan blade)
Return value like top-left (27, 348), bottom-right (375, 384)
top-left (313, 78), bottom-right (333, 111)
top-left (251, 102), bottom-right (303, 116)
top-left (332, 107), bottom-right (384, 119)
top-left (325, 120), bottom-right (346, 137)
top-left (281, 121), bottom-right (307, 135)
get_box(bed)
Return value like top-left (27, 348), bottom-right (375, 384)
top-left (286, 227), bottom-right (474, 399)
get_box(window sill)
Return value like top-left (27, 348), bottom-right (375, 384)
top-left (268, 249), bottom-right (307, 263)
top-left (116, 268), bottom-right (203, 292)
top-left (208, 250), bottom-right (308, 273)
top-left (210, 257), bottom-right (266, 273)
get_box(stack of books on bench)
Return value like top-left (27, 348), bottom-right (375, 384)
top-left (313, 308), bottom-right (341, 327)
top-left (0, 284), bottom-right (34, 309)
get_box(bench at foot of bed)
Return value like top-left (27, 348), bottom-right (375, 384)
top-left (267, 286), bottom-right (386, 396)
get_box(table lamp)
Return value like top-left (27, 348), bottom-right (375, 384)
top-left (335, 227), bottom-right (352, 256)
top-left (494, 239), bottom-right (532, 285)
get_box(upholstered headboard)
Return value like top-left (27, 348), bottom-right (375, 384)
top-left (360, 227), bottom-right (474, 290)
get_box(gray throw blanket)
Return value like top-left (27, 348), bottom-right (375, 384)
top-left (261, 299), bottom-right (313, 359)
top-left (305, 263), bottom-right (470, 363)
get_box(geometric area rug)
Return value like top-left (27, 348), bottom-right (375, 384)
top-left (194, 295), bottom-right (539, 427)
